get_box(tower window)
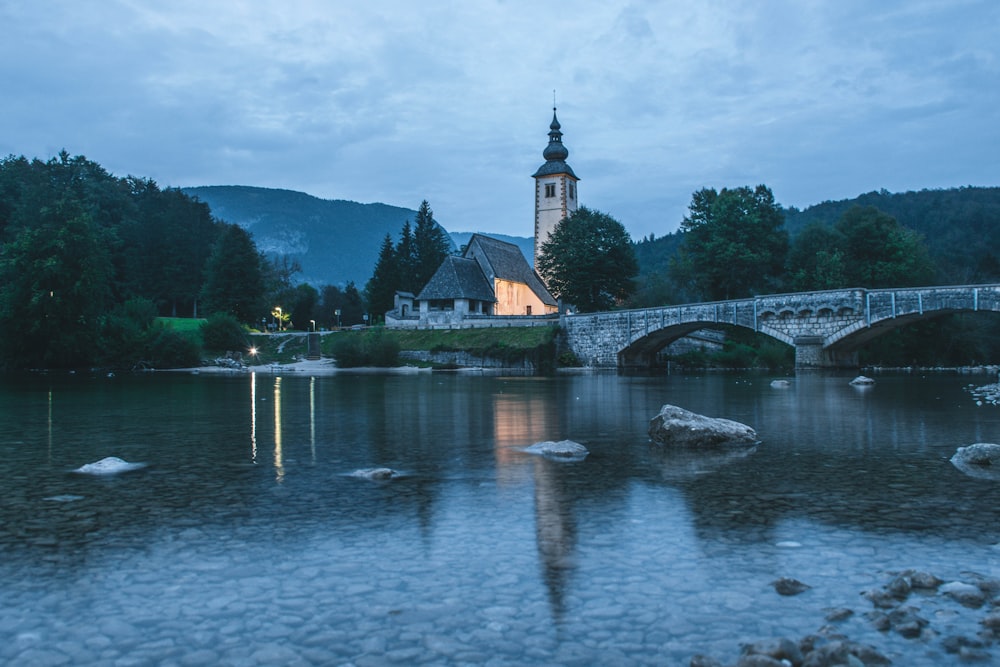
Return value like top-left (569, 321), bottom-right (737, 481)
top-left (569, 183), bottom-right (575, 200)
top-left (544, 183), bottom-right (555, 198)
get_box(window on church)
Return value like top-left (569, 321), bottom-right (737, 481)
top-left (544, 183), bottom-right (555, 198)
top-left (568, 183), bottom-right (575, 200)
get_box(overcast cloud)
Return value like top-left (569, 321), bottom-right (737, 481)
top-left (2, 1), bottom-right (998, 239)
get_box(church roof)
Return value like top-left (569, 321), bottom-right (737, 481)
top-left (416, 255), bottom-right (495, 302)
top-left (532, 108), bottom-right (578, 179)
top-left (465, 234), bottom-right (557, 307)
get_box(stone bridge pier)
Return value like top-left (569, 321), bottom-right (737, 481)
top-left (560, 284), bottom-right (1000, 369)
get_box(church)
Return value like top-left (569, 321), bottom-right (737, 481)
top-left (387, 108), bottom-right (579, 328)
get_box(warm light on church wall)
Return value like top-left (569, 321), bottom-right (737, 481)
top-left (493, 279), bottom-right (555, 316)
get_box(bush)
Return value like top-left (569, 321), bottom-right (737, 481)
top-left (332, 328), bottom-right (400, 367)
top-left (145, 327), bottom-right (202, 368)
top-left (200, 313), bottom-right (248, 352)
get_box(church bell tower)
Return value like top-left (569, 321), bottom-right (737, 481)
top-left (533, 107), bottom-right (579, 268)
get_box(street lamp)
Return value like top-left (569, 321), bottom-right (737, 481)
top-left (335, 309), bottom-right (341, 329)
top-left (310, 319), bottom-right (316, 332)
top-left (275, 306), bottom-right (283, 332)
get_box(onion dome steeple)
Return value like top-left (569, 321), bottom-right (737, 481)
top-left (542, 109), bottom-right (569, 162)
top-left (533, 107), bottom-right (577, 179)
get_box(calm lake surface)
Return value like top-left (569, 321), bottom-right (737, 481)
top-left (1, 369), bottom-right (999, 666)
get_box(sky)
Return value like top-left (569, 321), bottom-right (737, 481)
top-left (2, 1), bottom-right (998, 241)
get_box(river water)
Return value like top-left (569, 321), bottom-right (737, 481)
top-left (1, 369), bottom-right (998, 666)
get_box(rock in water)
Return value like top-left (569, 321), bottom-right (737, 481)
top-left (850, 375), bottom-right (876, 386)
top-left (524, 440), bottom-right (589, 461)
top-left (951, 443), bottom-right (1000, 480)
top-left (350, 467), bottom-right (399, 480)
top-left (772, 577), bottom-right (811, 596)
top-left (73, 456), bottom-right (147, 475)
top-left (648, 405), bottom-right (757, 448)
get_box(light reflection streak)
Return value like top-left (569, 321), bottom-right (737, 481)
top-left (310, 376), bottom-right (316, 462)
top-left (47, 389), bottom-right (53, 461)
top-left (249, 373), bottom-right (257, 464)
top-left (273, 377), bottom-right (284, 482)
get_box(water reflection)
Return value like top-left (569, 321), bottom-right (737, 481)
top-left (249, 372), bottom-right (257, 464)
top-left (273, 376), bottom-right (283, 482)
top-left (532, 458), bottom-right (577, 621)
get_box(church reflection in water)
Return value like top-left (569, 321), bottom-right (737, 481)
top-left (492, 393), bottom-right (577, 620)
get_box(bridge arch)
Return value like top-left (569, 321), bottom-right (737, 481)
top-left (560, 284), bottom-right (1000, 369)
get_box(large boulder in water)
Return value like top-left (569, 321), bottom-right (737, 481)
top-left (648, 405), bottom-right (757, 448)
top-left (950, 443), bottom-right (1000, 480)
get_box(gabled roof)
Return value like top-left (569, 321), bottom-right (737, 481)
top-left (465, 234), bottom-right (557, 307)
top-left (416, 255), bottom-right (495, 302)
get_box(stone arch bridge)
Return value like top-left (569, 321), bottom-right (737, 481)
top-left (560, 284), bottom-right (1000, 368)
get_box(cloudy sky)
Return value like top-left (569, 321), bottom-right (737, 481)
top-left (2, 1), bottom-right (998, 240)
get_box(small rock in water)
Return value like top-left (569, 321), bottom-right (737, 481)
top-left (940, 581), bottom-right (987, 608)
top-left (73, 456), bottom-right (147, 475)
top-left (350, 467), bottom-right (399, 480)
top-left (903, 569), bottom-right (943, 590)
top-left (772, 577), bottom-right (811, 596)
top-left (769, 379), bottom-right (791, 388)
top-left (524, 439), bottom-right (589, 461)
top-left (849, 375), bottom-right (875, 386)
top-left (825, 607), bottom-right (855, 622)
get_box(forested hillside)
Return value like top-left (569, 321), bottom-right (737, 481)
top-left (783, 187), bottom-right (1000, 284)
top-left (182, 186), bottom-right (454, 287)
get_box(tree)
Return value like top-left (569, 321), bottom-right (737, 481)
top-left (364, 234), bottom-right (399, 320)
top-left (289, 283), bottom-right (319, 330)
top-left (786, 223), bottom-right (847, 291)
top-left (394, 220), bottom-right (417, 293)
top-left (537, 206), bottom-right (638, 312)
top-left (200, 223), bottom-right (266, 323)
top-left (835, 206), bottom-right (935, 288)
top-left (670, 185), bottom-right (788, 301)
top-left (121, 180), bottom-right (220, 317)
top-left (0, 207), bottom-right (116, 368)
top-left (413, 200), bottom-right (451, 291)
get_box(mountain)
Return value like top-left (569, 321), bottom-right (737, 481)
top-left (181, 185), bottom-right (454, 287)
top-left (449, 232), bottom-right (535, 268)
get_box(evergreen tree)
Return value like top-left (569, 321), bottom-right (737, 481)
top-left (413, 200), bottom-right (451, 291)
top-left (364, 233), bottom-right (399, 320)
top-left (395, 220), bottom-right (417, 293)
top-left (537, 206), bottom-right (638, 312)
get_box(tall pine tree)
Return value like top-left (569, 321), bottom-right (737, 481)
top-left (364, 233), bottom-right (399, 320)
top-left (413, 200), bottom-right (451, 292)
